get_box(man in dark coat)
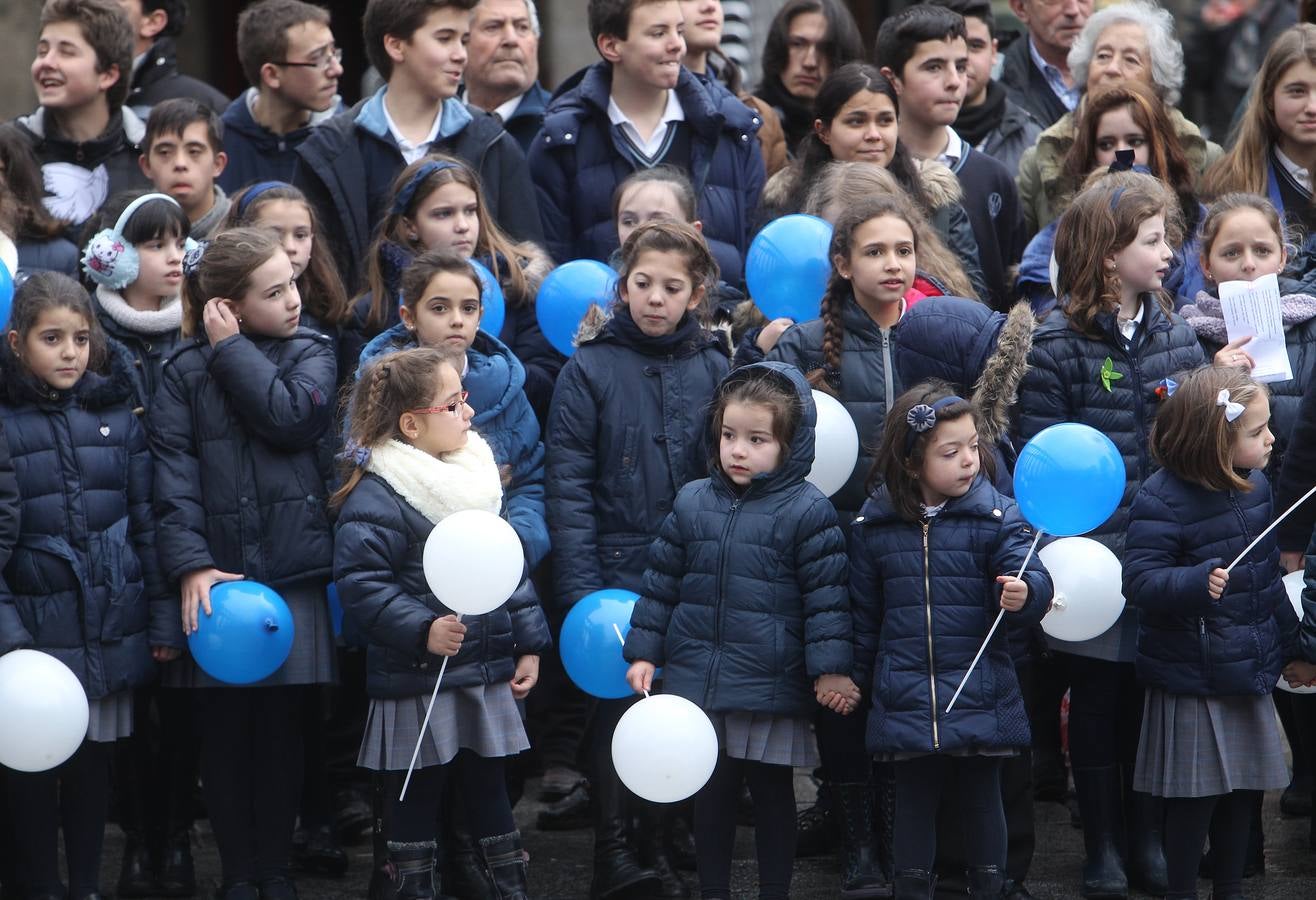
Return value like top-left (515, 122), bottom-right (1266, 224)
top-left (999, 0), bottom-right (1091, 129)
top-left (118, 0), bottom-right (228, 117)
top-left (462, 0), bottom-right (552, 154)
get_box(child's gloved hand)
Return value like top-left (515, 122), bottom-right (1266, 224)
top-left (426, 614), bottom-right (467, 656)
top-left (996, 575), bottom-right (1028, 611)
top-left (510, 654), bottom-right (539, 699)
top-left (1207, 567), bottom-right (1229, 600)
top-left (626, 660), bottom-right (656, 695)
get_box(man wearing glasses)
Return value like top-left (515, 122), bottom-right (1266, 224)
top-left (1000, 0), bottom-right (1092, 128)
top-left (219, 0), bottom-right (345, 194)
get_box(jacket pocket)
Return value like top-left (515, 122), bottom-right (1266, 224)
top-left (609, 426), bottom-right (640, 495)
top-left (97, 518), bottom-right (147, 642)
top-left (597, 533), bottom-right (652, 585)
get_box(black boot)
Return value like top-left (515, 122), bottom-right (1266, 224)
top-left (893, 868), bottom-right (935, 900)
top-left (116, 831), bottom-right (156, 898)
top-left (1072, 767), bottom-right (1127, 899)
top-left (968, 865), bottom-right (1005, 900)
top-left (477, 832), bottom-right (530, 900)
top-left (368, 775), bottom-right (395, 900)
top-left (157, 830), bottom-right (197, 897)
top-left (833, 783), bottom-right (890, 898)
top-left (590, 766), bottom-right (660, 899)
top-left (795, 777), bottom-right (836, 858)
top-left (636, 805), bottom-right (688, 898)
top-left (874, 764), bottom-right (896, 886)
top-left (387, 841), bottom-right (437, 900)
top-left (1125, 789), bottom-right (1168, 896)
top-left (441, 814), bottom-right (495, 899)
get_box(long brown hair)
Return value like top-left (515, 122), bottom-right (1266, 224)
top-left (331, 348), bottom-right (452, 507)
top-left (613, 221), bottom-right (720, 324)
top-left (181, 228), bottom-right (284, 338)
top-left (1053, 172), bottom-right (1178, 339)
top-left (1202, 23), bottom-right (1316, 200)
top-left (1150, 365), bottom-right (1266, 492)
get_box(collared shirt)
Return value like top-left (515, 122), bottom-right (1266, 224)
top-left (936, 128), bottom-right (965, 170)
top-left (607, 89), bottom-right (685, 161)
top-left (456, 86), bottom-right (525, 124)
top-left (1118, 300), bottom-right (1146, 344)
top-left (1029, 37), bottom-right (1081, 111)
top-left (1276, 145), bottom-right (1313, 195)
top-left (382, 100), bottom-right (447, 165)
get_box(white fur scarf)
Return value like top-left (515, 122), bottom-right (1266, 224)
top-left (95, 285), bottom-right (183, 335)
top-left (366, 432), bottom-right (503, 525)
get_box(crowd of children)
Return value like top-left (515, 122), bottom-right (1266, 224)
top-left (4, 1), bottom-right (1316, 900)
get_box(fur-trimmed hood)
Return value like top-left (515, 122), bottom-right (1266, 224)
top-left (1181, 289), bottom-right (1316, 345)
top-left (760, 157), bottom-right (963, 216)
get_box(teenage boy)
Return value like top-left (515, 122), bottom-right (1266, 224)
top-left (528, 0), bottom-right (764, 287)
top-left (295, 0), bottom-right (541, 295)
top-left (928, 0), bottom-right (1041, 176)
top-left (463, 0), bottom-right (551, 153)
top-left (876, 4), bottom-right (1023, 312)
top-left (16, 0), bottom-right (152, 232)
top-left (118, 0), bottom-right (228, 116)
top-left (219, 0), bottom-right (344, 195)
top-left (140, 98), bottom-right (230, 238)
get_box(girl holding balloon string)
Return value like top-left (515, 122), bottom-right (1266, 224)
top-left (1123, 364), bottom-right (1304, 900)
top-left (850, 380), bottom-right (1052, 899)
top-left (0, 272), bottom-right (170, 900)
top-left (333, 347), bottom-right (549, 898)
top-left (622, 361), bottom-right (858, 900)
top-left (150, 228), bottom-right (338, 900)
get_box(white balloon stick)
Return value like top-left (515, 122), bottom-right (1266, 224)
top-left (1226, 482), bottom-right (1316, 573)
top-left (946, 529), bottom-right (1044, 713)
top-left (399, 613), bottom-right (461, 801)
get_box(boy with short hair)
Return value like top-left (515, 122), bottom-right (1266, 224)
top-left (876, 3), bottom-right (1023, 311)
top-left (119, 0), bottom-right (228, 115)
top-left (140, 97), bottom-right (230, 238)
top-left (15, 0), bottom-right (152, 232)
top-left (220, 0), bottom-right (344, 195)
top-left (529, 0), bottom-right (764, 287)
top-left (294, 0), bottom-right (542, 295)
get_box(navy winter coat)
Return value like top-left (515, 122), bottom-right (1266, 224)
top-left (850, 476), bottom-right (1052, 756)
top-left (546, 307), bottom-right (728, 607)
top-left (92, 291), bottom-right (184, 411)
top-left (150, 329), bottom-right (337, 588)
top-left (501, 81), bottom-right (552, 154)
top-left (529, 63), bottom-right (764, 287)
top-left (218, 88), bottom-right (341, 195)
top-left (126, 37), bottom-right (228, 117)
top-left (0, 342), bottom-right (174, 698)
top-left (357, 324), bottom-right (550, 568)
top-left (946, 144), bottom-right (1024, 311)
top-left (332, 474), bottom-right (551, 699)
top-left (623, 363), bottom-right (852, 716)
top-left (1124, 468), bottom-right (1299, 696)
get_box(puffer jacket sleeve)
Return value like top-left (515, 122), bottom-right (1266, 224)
top-left (500, 392), bottom-right (550, 568)
top-left (506, 572), bottom-right (552, 657)
top-left (206, 334), bottom-right (336, 451)
top-left (0, 421), bottom-right (17, 572)
top-left (991, 503), bottom-right (1052, 627)
top-left (151, 361), bottom-right (216, 583)
top-left (126, 414), bottom-right (178, 649)
top-left (848, 524), bottom-right (884, 690)
top-left (0, 574), bottom-right (31, 653)
top-left (528, 132), bottom-right (574, 265)
top-left (1016, 337), bottom-right (1069, 441)
top-left (1123, 486), bottom-right (1220, 617)
top-left (545, 359), bottom-right (604, 606)
top-left (334, 493), bottom-right (437, 656)
top-left (794, 494), bottom-right (852, 677)
top-left (502, 309), bottom-right (564, 423)
top-left (624, 508), bottom-right (686, 666)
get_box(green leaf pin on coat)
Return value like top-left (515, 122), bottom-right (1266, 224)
top-left (1099, 357), bottom-right (1123, 393)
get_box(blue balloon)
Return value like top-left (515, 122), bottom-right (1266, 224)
top-left (535, 260), bottom-right (617, 357)
top-left (1014, 423), bottom-right (1125, 537)
top-left (187, 581), bottom-right (295, 685)
top-left (745, 214), bottom-right (834, 323)
top-left (470, 258), bottom-right (505, 339)
top-left (561, 588), bottom-right (657, 699)
top-left (326, 582), bottom-right (344, 639)
top-left (0, 262), bottom-right (12, 328)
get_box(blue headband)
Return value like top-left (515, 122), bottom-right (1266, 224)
top-left (392, 160), bottom-right (460, 215)
top-left (238, 181), bottom-right (290, 217)
top-left (904, 395), bottom-right (966, 455)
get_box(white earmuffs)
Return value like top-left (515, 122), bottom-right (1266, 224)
top-left (81, 192), bottom-right (199, 290)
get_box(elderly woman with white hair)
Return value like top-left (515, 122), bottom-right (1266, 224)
top-left (1014, 0), bottom-right (1223, 237)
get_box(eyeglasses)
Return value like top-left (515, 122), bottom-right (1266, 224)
top-left (273, 46), bottom-right (343, 71)
top-left (409, 392), bottom-right (469, 417)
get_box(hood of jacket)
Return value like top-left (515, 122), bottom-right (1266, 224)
top-left (221, 88), bottom-right (341, 150)
top-left (16, 106), bottom-right (146, 167)
top-left (707, 361), bottom-right (816, 494)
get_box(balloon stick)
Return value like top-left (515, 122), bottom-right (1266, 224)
top-left (946, 530), bottom-right (1044, 713)
top-left (399, 613), bottom-right (461, 801)
top-left (1226, 482), bottom-right (1316, 573)
top-left (614, 623), bottom-right (648, 697)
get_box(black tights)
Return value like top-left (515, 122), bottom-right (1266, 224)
top-left (388, 750), bottom-right (515, 844)
top-left (198, 686), bottom-right (304, 886)
top-left (893, 755), bottom-right (1006, 874)
top-left (4, 740), bottom-right (111, 896)
top-left (693, 753), bottom-right (796, 900)
top-left (1164, 791), bottom-right (1257, 899)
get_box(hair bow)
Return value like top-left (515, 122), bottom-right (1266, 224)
top-left (339, 443), bottom-right (372, 467)
top-left (906, 404), bottom-right (939, 433)
top-left (1217, 389), bottom-right (1244, 422)
top-left (182, 241), bottom-right (208, 277)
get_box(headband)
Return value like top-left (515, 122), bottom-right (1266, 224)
top-left (904, 395), bottom-right (965, 456)
top-left (392, 160), bottom-right (461, 216)
top-left (237, 181), bottom-right (290, 217)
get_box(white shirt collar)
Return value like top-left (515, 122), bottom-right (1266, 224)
top-left (607, 90), bottom-right (685, 160)
top-left (1119, 300), bottom-right (1146, 342)
top-left (1276, 145), bottom-right (1312, 194)
top-left (493, 92), bottom-right (525, 123)
top-left (382, 99), bottom-right (446, 166)
top-left (935, 128), bottom-right (964, 168)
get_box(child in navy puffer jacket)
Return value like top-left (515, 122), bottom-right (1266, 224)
top-left (1124, 365), bottom-right (1302, 900)
top-left (851, 381), bottom-right (1051, 899)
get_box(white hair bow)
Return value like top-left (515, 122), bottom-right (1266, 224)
top-left (1217, 389), bottom-right (1244, 423)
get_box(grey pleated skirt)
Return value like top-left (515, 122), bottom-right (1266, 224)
top-left (162, 580), bottom-right (337, 689)
top-left (1134, 689), bottom-right (1289, 798)
top-left (86, 690), bottom-right (133, 742)
top-left (707, 711), bottom-right (818, 768)
top-left (358, 682), bottom-right (529, 771)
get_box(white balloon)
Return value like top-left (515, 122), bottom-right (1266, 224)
top-left (423, 510), bottom-right (524, 616)
top-left (807, 390), bottom-right (859, 498)
top-left (612, 694), bottom-right (718, 803)
top-left (0, 650), bottom-right (89, 771)
top-left (1278, 571), bottom-right (1316, 694)
top-left (1039, 538), bottom-right (1126, 643)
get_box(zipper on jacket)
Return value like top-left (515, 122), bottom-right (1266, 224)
top-left (923, 520), bottom-right (940, 750)
top-left (881, 329), bottom-right (895, 411)
top-left (704, 496), bottom-right (743, 704)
